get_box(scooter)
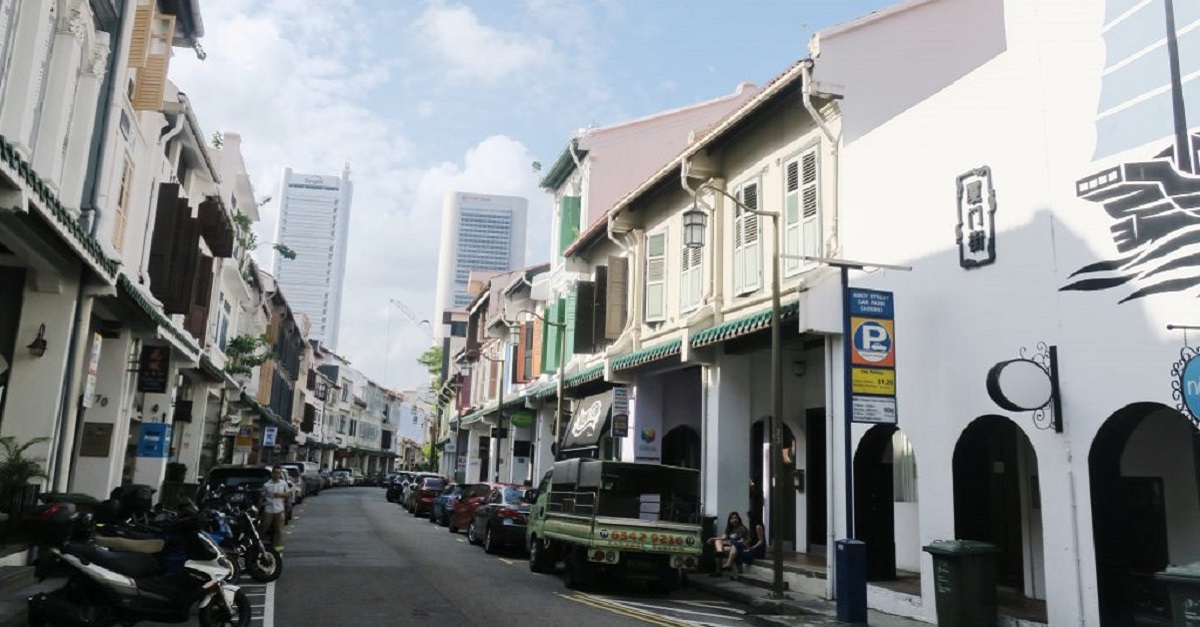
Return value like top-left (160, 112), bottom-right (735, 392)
top-left (24, 502), bottom-right (250, 627)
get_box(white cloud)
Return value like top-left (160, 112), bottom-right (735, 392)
top-left (413, 3), bottom-right (554, 83)
top-left (172, 2), bottom-right (549, 393)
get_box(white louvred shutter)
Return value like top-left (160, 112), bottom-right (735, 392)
top-left (645, 232), bottom-right (666, 322)
top-left (741, 181), bottom-right (761, 293)
top-left (801, 148), bottom-right (820, 262)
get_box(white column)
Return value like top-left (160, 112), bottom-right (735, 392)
top-left (73, 332), bottom-right (133, 498)
top-left (31, 30), bottom-right (82, 189)
top-left (58, 34), bottom-right (108, 209)
top-left (0, 1), bottom-right (54, 153)
top-left (703, 352), bottom-right (752, 521)
top-left (174, 382), bottom-right (210, 481)
top-left (2, 273), bottom-right (82, 486)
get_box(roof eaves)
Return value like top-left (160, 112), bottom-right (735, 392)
top-left (564, 61), bottom-right (809, 260)
top-left (539, 140), bottom-right (584, 190)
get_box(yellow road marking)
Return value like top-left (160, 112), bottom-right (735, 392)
top-left (498, 558), bottom-right (514, 565)
top-left (554, 592), bottom-right (688, 627)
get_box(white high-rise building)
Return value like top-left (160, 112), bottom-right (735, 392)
top-left (433, 192), bottom-right (528, 336)
top-left (273, 166), bottom-right (354, 349)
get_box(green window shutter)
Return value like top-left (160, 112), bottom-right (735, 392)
top-left (558, 196), bottom-right (582, 257)
top-left (542, 301), bottom-right (559, 372)
top-left (564, 292), bottom-right (577, 357)
top-left (645, 232), bottom-right (666, 322)
top-left (800, 147), bottom-right (820, 263)
top-left (784, 157), bottom-right (802, 276)
top-left (740, 180), bottom-right (762, 294)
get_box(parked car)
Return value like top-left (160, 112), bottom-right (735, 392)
top-left (279, 462), bottom-right (322, 499)
top-left (406, 476), bottom-right (446, 516)
top-left (380, 472), bottom-right (397, 489)
top-left (430, 484), bottom-right (462, 526)
top-left (331, 470), bottom-right (351, 487)
top-left (469, 484), bottom-right (534, 553)
top-left (318, 470), bottom-right (333, 489)
top-left (447, 483), bottom-right (500, 534)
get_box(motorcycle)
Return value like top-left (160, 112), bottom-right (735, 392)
top-left (25, 501), bottom-right (250, 627)
top-left (202, 489), bottom-right (282, 583)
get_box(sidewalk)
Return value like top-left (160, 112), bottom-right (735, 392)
top-left (688, 571), bottom-right (931, 627)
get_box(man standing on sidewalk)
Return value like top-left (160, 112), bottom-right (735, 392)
top-left (261, 466), bottom-right (292, 551)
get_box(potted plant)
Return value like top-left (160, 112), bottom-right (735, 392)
top-left (0, 436), bottom-right (49, 535)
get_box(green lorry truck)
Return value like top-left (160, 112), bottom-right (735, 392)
top-left (525, 458), bottom-right (704, 590)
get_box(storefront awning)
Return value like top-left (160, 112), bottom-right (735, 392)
top-left (611, 339), bottom-right (682, 371)
top-left (564, 364), bottom-right (605, 389)
top-left (689, 300), bottom-right (799, 348)
top-left (561, 391), bottom-right (613, 451)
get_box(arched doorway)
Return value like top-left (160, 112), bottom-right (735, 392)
top-left (661, 425), bottom-right (700, 469)
top-left (752, 419), bottom-right (797, 550)
top-left (855, 425), bottom-right (920, 581)
top-left (1090, 403), bottom-right (1200, 625)
top-left (953, 416), bottom-right (1043, 597)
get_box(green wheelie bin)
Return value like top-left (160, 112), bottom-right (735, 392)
top-left (1156, 562), bottom-right (1200, 626)
top-left (923, 540), bottom-right (1000, 627)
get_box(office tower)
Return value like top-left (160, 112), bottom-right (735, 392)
top-left (432, 192), bottom-right (527, 336)
top-left (273, 165), bottom-right (353, 349)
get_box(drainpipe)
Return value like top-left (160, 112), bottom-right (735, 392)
top-left (801, 60), bottom-right (841, 258)
top-left (1067, 444), bottom-right (1087, 626)
top-left (825, 336), bottom-right (837, 599)
top-left (57, 0), bottom-right (132, 491)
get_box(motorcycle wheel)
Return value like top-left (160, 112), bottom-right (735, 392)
top-left (247, 547), bottom-right (283, 583)
top-left (198, 588), bottom-right (251, 627)
top-left (221, 550), bottom-right (242, 582)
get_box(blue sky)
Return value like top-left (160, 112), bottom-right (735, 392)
top-left (173, 0), bottom-right (895, 392)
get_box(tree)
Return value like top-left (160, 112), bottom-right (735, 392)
top-left (417, 345), bottom-right (443, 390)
top-left (224, 334), bottom-right (273, 376)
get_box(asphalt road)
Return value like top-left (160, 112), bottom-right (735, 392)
top-left (274, 486), bottom-right (755, 627)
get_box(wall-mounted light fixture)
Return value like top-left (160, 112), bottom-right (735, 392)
top-left (683, 207), bottom-right (707, 249)
top-left (27, 324), bottom-right (47, 358)
top-left (791, 360), bottom-right (808, 377)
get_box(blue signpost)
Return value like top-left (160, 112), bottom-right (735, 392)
top-left (136, 423), bottom-right (171, 458)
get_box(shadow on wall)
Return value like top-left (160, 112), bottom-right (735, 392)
top-left (813, 0), bottom-right (1007, 145)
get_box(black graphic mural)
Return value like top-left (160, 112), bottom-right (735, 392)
top-left (1063, 0), bottom-right (1200, 302)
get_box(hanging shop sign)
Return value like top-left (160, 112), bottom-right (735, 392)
top-left (262, 426), bottom-right (278, 448)
top-left (612, 386), bottom-right (630, 438)
top-left (136, 345), bottom-right (171, 393)
top-left (234, 427), bottom-right (254, 452)
top-left (986, 342), bottom-right (1063, 433)
top-left (81, 333), bottom-right (102, 409)
top-left (848, 289), bottom-right (898, 424)
top-left (1172, 346), bottom-right (1200, 430)
top-left (136, 423), bottom-right (171, 458)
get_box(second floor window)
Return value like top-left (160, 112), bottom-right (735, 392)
top-left (680, 241), bottom-right (702, 312)
top-left (644, 231), bottom-right (667, 323)
top-left (784, 146), bottom-right (820, 276)
top-left (732, 179), bottom-right (762, 295)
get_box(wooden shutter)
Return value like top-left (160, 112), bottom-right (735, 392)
top-left (573, 281), bottom-right (596, 355)
top-left (531, 318), bottom-right (543, 377)
top-left (593, 266), bottom-right (608, 349)
top-left (131, 9), bottom-right (175, 111)
top-left (562, 295), bottom-right (575, 358)
top-left (732, 196), bottom-right (745, 294)
top-left (163, 198), bottom-right (200, 314)
top-left (690, 247), bottom-right (702, 308)
top-left (522, 322), bottom-right (534, 381)
top-left (147, 184), bottom-right (181, 299)
top-left (783, 157), bottom-right (801, 275)
top-left (542, 301), bottom-right (559, 372)
top-left (740, 181), bottom-right (762, 293)
top-left (605, 256), bottom-right (627, 339)
top-left (515, 323), bottom-right (528, 383)
top-left (184, 254), bottom-right (213, 342)
top-left (558, 196), bottom-right (581, 257)
top-left (800, 148), bottom-right (820, 263)
top-left (112, 158), bottom-right (133, 252)
top-left (645, 232), bottom-right (666, 322)
top-left (126, 3), bottom-right (154, 68)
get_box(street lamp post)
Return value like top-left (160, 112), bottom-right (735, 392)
top-left (685, 185), bottom-right (787, 600)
